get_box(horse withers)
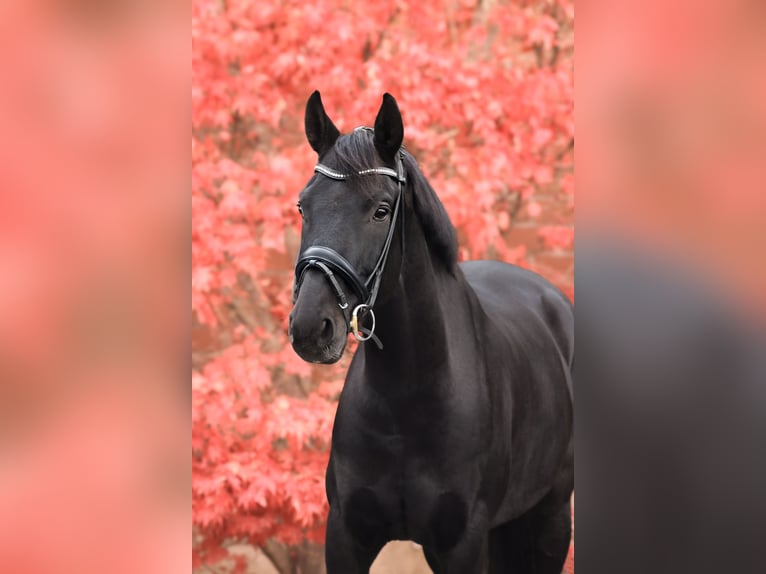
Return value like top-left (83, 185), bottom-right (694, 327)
top-left (288, 91), bottom-right (574, 574)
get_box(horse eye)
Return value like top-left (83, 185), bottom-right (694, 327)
top-left (296, 202), bottom-right (304, 217)
top-left (373, 205), bottom-right (390, 221)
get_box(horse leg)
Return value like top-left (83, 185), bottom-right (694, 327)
top-left (423, 506), bottom-right (489, 574)
top-left (488, 499), bottom-right (572, 574)
top-left (488, 514), bottom-right (533, 573)
top-left (423, 547), bottom-right (441, 574)
top-left (324, 506), bottom-right (384, 574)
top-left (424, 547), bottom-right (488, 574)
top-left (422, 534), bottom-right (488, 574)
top-left (531, 443), bottom-right (574, 573)
top-left (534, 499), bottom-right (572, 574)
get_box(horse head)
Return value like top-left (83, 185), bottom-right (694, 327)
top-left (288, 91), bottom-right (404, 363)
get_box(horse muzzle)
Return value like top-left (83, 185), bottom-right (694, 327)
top-left (288, 272), bottom-right (348, 364)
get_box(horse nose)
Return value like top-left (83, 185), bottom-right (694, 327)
top-left (320, 317), bottom-right (334, 344)
top-left (289, 309), bottom-right (337, 349)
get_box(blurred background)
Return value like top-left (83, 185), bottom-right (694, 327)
top-left (192, 0), bottom-right (573, 572)
top-left (578, 2), bottom-right (766, 573)
top-left (0, 0), bottom-right (188, 573)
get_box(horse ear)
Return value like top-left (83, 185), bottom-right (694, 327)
top-left (305, 90), bottom-right (340, 156)
top-left (373, 93), bottom-right (404, 163)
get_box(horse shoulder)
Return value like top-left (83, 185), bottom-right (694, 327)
top-left (460, 260), bottom-right (574, 370)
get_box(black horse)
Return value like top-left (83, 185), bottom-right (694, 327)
top-left (289, 91), bottom-right (574, 573)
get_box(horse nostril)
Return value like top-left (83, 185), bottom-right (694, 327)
top-left (320, 318), bottom-right (334, 342)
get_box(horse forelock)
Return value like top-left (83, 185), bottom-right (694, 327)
top-left (320, 130), bottom-right (381, 197)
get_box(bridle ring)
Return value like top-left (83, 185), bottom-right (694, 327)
top-left (350, 304), bottom-right (375, 342)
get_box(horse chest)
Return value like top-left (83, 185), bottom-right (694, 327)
top-left (334, 382), bottom-right (485, 465)
top-left (331, 441), bottom-right (475, 549)
top-left (330, 390), bottom-right (488, 547)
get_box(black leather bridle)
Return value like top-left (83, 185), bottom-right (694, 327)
top-left (292, 144), bottom-right (405, 350)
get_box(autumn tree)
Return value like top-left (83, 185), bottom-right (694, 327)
top-left (192, 0), bottom-right (573, 571)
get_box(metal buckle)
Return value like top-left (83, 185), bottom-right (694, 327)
top-left (350, 304), bottom-right (375, 342)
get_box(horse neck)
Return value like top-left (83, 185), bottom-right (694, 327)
top-left (360, 214), bottom-right (471, 385)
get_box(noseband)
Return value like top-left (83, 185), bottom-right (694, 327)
top-left (292, 146), bottom-right (405, 350)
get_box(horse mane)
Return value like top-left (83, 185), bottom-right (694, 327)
top-left (400, 149), bottom-right (458, 274)
top-left (328, 129), bottom-right (458, 274)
